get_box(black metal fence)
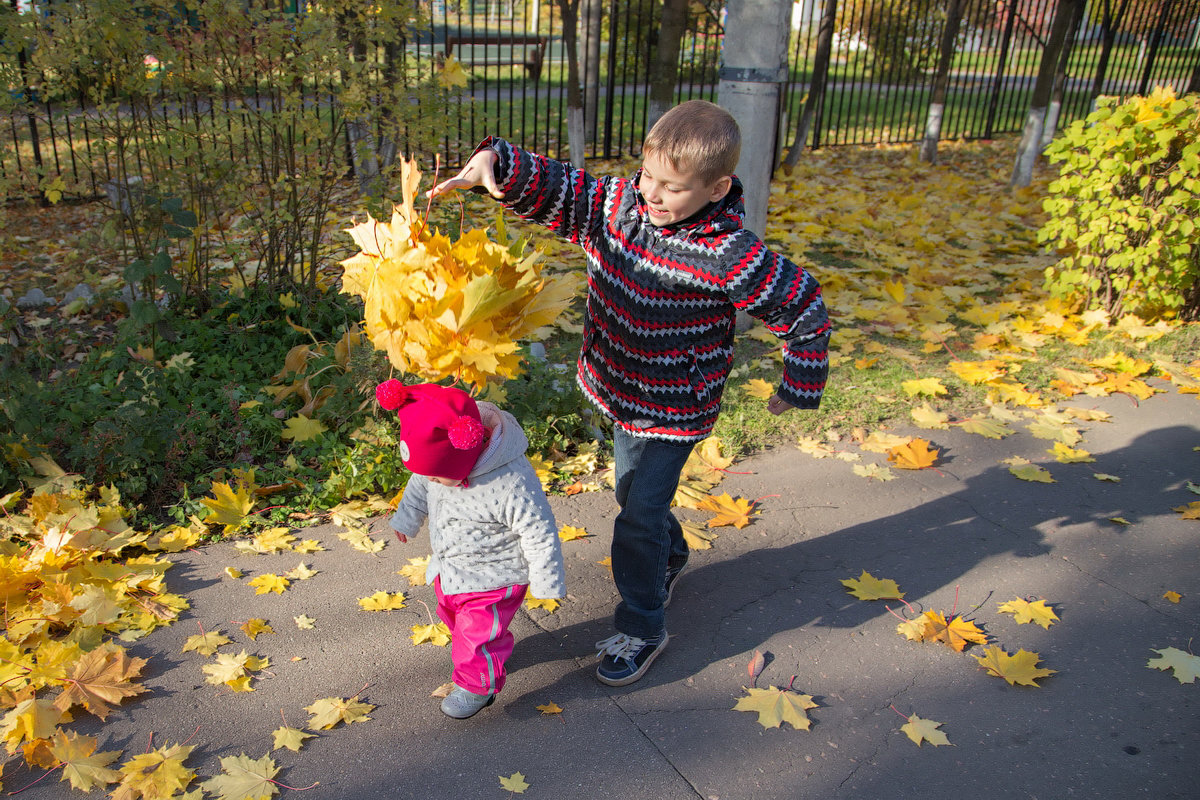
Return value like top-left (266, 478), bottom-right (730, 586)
top-left (5, 0), bottom-right (1200, 204)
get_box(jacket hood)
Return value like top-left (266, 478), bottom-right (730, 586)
top-left (629, 169), bottom-right (747, 236)
top-left (467, 402), bottom-right (529, 480)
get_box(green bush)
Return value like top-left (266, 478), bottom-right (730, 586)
top-left (1039, 88), bottom-right (1200, 322)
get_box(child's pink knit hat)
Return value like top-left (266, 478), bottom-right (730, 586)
top-left (375, 380), bottom-right (488, 483)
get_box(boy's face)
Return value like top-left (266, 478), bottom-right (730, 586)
top-left (637, 150), bottom-right (732, 227)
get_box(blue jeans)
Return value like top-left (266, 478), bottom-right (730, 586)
top-left (611, 428), bottom-right (697, 638)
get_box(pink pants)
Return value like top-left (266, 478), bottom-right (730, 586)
top-left (433, 576), bottom-right (528, 696)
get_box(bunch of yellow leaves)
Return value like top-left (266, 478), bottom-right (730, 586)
top-left (340, 159), bottom-right (575, 391)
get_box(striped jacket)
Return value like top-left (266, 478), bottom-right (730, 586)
top-left (482, 137), bottom-right (832, 442)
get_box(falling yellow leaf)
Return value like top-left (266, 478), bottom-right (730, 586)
top-left (743, 378), bottom-right (775, 399)
top-left (439, 54), bottom-right (470, 89)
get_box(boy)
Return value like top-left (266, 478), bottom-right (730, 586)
top-left (379, 380), bottom-right (566, 718)
top-left (428, 100), bottom-right (831, 686)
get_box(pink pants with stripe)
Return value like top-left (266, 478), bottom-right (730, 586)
top-left (433, 576), bottom-right (528, 696)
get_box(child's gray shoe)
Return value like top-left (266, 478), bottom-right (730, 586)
top-left (440, 686), bottom-right (495, 719)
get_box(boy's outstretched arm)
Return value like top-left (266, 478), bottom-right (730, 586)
top-left (427, 149), bottom-right (503, 200)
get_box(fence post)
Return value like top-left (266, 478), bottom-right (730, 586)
top-left (984, 0), bottom-right (1020, 140)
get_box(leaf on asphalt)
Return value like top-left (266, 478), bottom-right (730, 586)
top-left (732, 686), bottom-right (819, 730)
top-left (1147, 647), bottom-right (1200, 683)
top-left (900, 714), bottom-right (951, 747)
top-left (225, 567), bottom-right (244, 580)
top-left (1172, 501), bottom-right (1200, 520)
top-left (202, 650), bottom-right (269, 693)
top-left (182, 630), bottom-right (232, 656)
top-left (1007, 459), bottom-right (1054, 483)
top-left (240, 619), bottom-right (275, 640)
top-left (683, 436), bottom-right (734, 483)
top-left (2, 697), bottom-right (65, 753)
top-left (49, 731), bottom-right (122, 792)
top-left (681, 520), bottom-right (716, 551)
top-left (233, 527), bottom-right (296, 555)
top-left (293, 539), bottom-right (326, 553)
top-left (841, 570), bottom-right (905, 601)
top-left (499, 772), bottom-right (530, 794)
top-left (294, 615), bottom-right (316, 629)
top-left (1026, 416), bottom-right (1082, 445)
top-left (526, 597), bottom-right (560, 612)
top-left (358, 591), bottom-right (407, 611)
top-left (859, 431), bottom-right (912, 453)
top-left (924, 611), bottom-right (988, 652)
top-left (796, 437), bottom-right (836, 458)
top-left (696, 492), bottom-right (756, 528)
top-left (338, 529), bottom-right (386, 553)
top-left (284, 562), bottom-right (318, 580)
top-left (53, 643), bottom-right (148, 719)
top-left (397, 555), bottom-right (431, 586)
top-left (113, 743), bottom-right (196, 800)
top-left (1162, 591), bottom-right (1182, 604)
top-left (411, 622), bottom-right (452, 646)
top-left (305, 696), bottom-right (375, 730)
top-left (974, 646), bottom-right (1056, 686)
top-left (747, 650), bottom-right (766, 684)
top-left (558, 525), bottom-right (590, 542)
top-left (997, 598), bottom-right (1059, 629)
top-left (199, 753), bottom-right (280, 800)
top-left (911, 403), bottom-right (950, 429)
top-left (1093, 472), bottom-right (1121, 482)
top-left (852, 463), bottom-right (896, 481)
top-left (887, 438), bottom-right (939, 469)
top-left (957, 416), bottom-right (1013, 439)
top-left (1049, 442), bottom-right (1095, 463)
top-left (248, 574), bottom-right (290, 595)
top-left (536, 702), bottom-right (563, 715)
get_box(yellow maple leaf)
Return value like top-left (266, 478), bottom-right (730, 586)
top-left (1, 697), bottom-right (65, 754)
top-left (305, 695), bottom-right (375, 729)
top-left (499, 772), bottom-right (530, 794)
top-left (411, 622), bottom-right (452, 646)
top-left (911, 403), bottom-right (949, 429)
top-left (682, 436), bottom-right (733, 483)
top-left (901, 377), bottom-right (948, 398)
top-left (882, 277), bottom-right (906, 304)
top-left (181, 630), bottom-right (232, 656)
top-left (113, 743), bottom-right (196, 799)
top-left (558, 525), bottom-right (590, 542)
top-left (840, 570), bottom-right (904, 601)
top-left (248, 574), bottom-right (290, 595)
top-left (50, 731), bottom-right (122, 792)
top-left (732, 685), bottom-right (819, 730)
top-left (900, 714), bottom-right (951, 747)
top-left (536, 702), bottom-right (563, 715)
top-left (681, 521), bottom-right (715, 551)
top-left (974, 646), bottom-right (1056, 686)
top-left (272, 726), bottom-right (315, 752)
top-left (957, 416), bottom-right (1012, 439)
top-left (200, 480), bottom-right (257, 534)
top-left (887, 438), bottom-right (939, 469)
top-left (1049, 442), bottom-right (1095, 463)
top-left (947, 359), bottom-right (1008, 384)
top-left (696, 492), bottom-right (756, 528)
top-left (923, 610), bottom-right (988, 652)
top-left (853, 463), bottom-right (896, 481)
top-left (1147, 647), bottom-right (1200, 683)
top-left (398, 555), bottom-right (431, 586)
top-left (52, 643), bottom-right (147, 720)
top-left (294, 614), bottom-right (316, 629)
top-left (281, 414), bottom-right (328, 442)
top-left (997, 598), bottom-right (1059, 629)
top-left (358, 591), bottom-right (407, 611)
top-left (1009, 462), bottom-right (1054, 483)
top-left (1163, 591), bottom-right (1182, 604)
top-left (1172, 501), bottom-right (1200, 520)
top-left (240, 618), bottom-right (275, 639)
top-left (199, 753), bottom-right (280, 800)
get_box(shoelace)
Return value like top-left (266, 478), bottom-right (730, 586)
top-left (595, 633), bottom-right (646, 660)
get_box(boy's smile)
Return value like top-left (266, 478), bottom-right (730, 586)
top-left (637, 151), bottom-right (732, 227)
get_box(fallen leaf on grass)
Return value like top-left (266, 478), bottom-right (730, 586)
top-left (733, 686), bottom-right (819, 730)
top-left (901, 377), bottom-right (948, 398)
top-left (743, 378), bottom-right (775, 399)
top-left (1147, 647), bottom-right (1200, 683)
top-left (900, 714), bottom-right (951, 747)
top-left (841, 570), bottom-right (904, 601)
top-left (974, 646), bottom-right (1055, 686)
top-left (997, 598), bottom-right (1058, 629)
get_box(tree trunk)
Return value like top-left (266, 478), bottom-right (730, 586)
top-left (784, 0), bottom-right (836, 167)
top-left (919, 0), bottom-right (965, 164)
top-left (647, 0), bottom-right (690, 131)
top-left (582, 0), bottom-right (603, 143)
top-left (1011, 0), bottom-right (1082, 188)
top-left (1042, 0), bottom-right (1086, 148)
top-left (1090, 0), bottom-right (1130, 107)
top-left (557, 0), bottom-right (587, 168)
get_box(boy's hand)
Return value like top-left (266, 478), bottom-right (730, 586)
top-left (393, 531), bottom-right (409, 544)
top-left (427, 150), bottom-right (502, 200)
top-left (767, 394), bottom-right (795, 416)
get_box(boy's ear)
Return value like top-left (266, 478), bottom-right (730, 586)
top-left (708, 175), bottom-right (733, 202)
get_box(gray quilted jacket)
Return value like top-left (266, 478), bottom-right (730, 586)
top-left (388, 402), bottom-right (566, 599)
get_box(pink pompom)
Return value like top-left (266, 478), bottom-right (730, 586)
top-left (447, 415), bottom-right (487, 450)
top-left (375, 379), bottom-right (409, 410)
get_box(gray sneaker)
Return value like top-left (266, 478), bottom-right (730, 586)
top-left (440, 686), bottom-right (495, 719)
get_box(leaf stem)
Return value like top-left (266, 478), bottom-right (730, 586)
top-left (6, 764), bottom-right (63, 795)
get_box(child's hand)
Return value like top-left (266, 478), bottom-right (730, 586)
top-left (427, 150), bottom-right (502, 200)
top-left (393, 530), bottom-right (409, 544)
top-left (767, 394), bottom-right (795, 416)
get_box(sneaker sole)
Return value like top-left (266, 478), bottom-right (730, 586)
top-left (440, 693), bottom-right (495, 719)
top-left (595, 634), bottom-right (669, 687)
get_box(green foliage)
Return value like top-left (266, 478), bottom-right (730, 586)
top-left (1039, 88), bottom-right (1200, 322)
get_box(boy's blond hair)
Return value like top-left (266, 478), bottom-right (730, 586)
top-left (642, 100), bottom-right (741, 186)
